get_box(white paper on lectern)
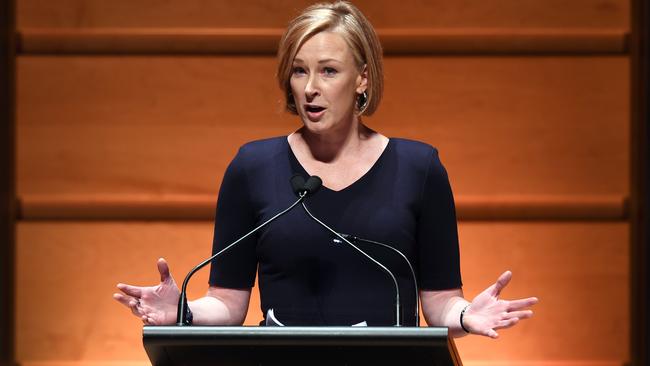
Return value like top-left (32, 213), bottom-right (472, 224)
top-left (265, 309), bottom-right (367, 327)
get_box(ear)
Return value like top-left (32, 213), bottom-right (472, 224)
top-left (356, 64), bottom-right (368, 94)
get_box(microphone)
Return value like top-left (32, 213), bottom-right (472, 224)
top-left (292, 178), bottom-right (403, 326)
top-left (291, 174), bottom-right (322, 196)
top-left (303, 175), bottom-right (322, 195)
top-left (176, 174), bottom-right (313, 326)
top-left (290, 174), bottom-right (306, 196)
top-left (337, 233), bottom-right (420, 326)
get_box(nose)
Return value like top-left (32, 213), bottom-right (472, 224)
top-left (304, 74), bottom-right (320, 100)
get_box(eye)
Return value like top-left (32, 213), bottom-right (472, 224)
top-left (292, 66), bottom-right (306, 76)
top-left (323, 67), bottom-right (337, 76)
top-left (322, 67), bottom-right (337, 76)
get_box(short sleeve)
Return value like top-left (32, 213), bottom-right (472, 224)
top-left (208, 148), bottom-right (258, 288)
top-left (417, 148), bottom-right (462, 290)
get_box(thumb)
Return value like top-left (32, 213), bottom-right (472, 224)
top-left (491, 270), bottom-right (512, 297)
top-left (157, 258), bottom-right (172, 283)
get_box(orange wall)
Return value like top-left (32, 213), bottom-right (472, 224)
top-left (14, 1), bottom-right (630, 365)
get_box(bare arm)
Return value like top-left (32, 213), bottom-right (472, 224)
top-left (190, 286), bottom-right (251, 325)
top-left (421, 288), bottom-right (469, 338)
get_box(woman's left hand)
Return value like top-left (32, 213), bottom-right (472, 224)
top-left (461, 270), bottom-right (538, 338)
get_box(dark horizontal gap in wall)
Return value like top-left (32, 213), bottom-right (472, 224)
top-left (16, 194), bottom-right (628, 221)
top-left (16, 27), bottom-right (629, 55)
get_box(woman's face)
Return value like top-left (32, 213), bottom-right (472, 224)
top-left (290, 31), bottom-right (367, 135)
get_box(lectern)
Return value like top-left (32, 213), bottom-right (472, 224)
top-left (143, 326), bottom-right (463, 366)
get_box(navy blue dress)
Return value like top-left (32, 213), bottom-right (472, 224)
top-left (208, 136), bottom-right (462, 326)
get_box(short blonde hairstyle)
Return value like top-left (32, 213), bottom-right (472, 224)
top-left (277, 1), bottom-right (383, 116)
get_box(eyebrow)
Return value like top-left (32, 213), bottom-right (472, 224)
top-left (293, 58), bottom-right (343, 64)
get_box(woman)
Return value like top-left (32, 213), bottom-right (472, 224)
top-left (114, 1), bottom-right (537, 338)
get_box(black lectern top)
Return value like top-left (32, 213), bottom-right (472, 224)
top-left (143, 326), bottom-right (462, 366)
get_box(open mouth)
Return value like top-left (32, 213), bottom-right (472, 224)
top-left (304, 105), bottom-right (326, 121)
top-left (305, 105), bottom-right (326, 113)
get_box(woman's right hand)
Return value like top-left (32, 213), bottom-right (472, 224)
top-left (113, 258), bottom-right (180, 325)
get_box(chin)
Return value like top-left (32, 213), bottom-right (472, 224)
top-left (300, 117), bottom-right (329, 133)
top-left (302, 123), bottom-right (328, 135)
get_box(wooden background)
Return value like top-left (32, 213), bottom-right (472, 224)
top-left (13, 1), bottom-right (631, 365)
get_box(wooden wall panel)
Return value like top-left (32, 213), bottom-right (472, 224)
top-left (17, 56), bottom-right (628, 198)
top-left (16, 0), bottom-right (629, 29)
top-left (380, 56), bottom-right (628, 196)
top-left (15, 222), bottom-right (628, 363)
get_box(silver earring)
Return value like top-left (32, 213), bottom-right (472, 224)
top-left (357, 91), bottom-right (368, 110)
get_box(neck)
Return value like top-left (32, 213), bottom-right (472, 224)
top-left (294, 119), bottom-right (375, 163)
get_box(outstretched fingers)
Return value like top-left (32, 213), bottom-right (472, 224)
top-left (114, 292), bottom-right (144, 316)
top-left (117, 283), bottom-right (143, 298)
top-left (484, 329), bottom-right (499, 339)
top-left (141, 314), bottom-right (159, 325)
top-left (467, 271), bottom-right (539, 339)
top-left (113, 292), bottom-right (135, 307)
top-left (114, 259), bottom-right (175, 323)
top-left (507, 297), bottom-right (539, 311)
top-left (503, 310), bottom-right (534, 320)
top-left (495, 317), bottom-right (519, 330)
top-left (482, 318), bottom-right (519, 338)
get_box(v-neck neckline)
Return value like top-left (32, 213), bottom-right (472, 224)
top-left (286, 137), bottom-right (393, 193)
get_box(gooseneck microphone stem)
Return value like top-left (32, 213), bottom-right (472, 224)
top-left (340, 233), bottom-right (420, 327)
top-left (176, 191), bottom-right (307, 326)
top-left (301, 202), bottom-right (402, 327)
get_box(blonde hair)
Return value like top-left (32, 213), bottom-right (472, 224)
top-left (277, 1), bottom-right (383, 116)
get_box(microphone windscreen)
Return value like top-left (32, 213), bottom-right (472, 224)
top-left (304, 175), bottom-right (322, 194)
top-left (290, 173), bottom-right (306, 196)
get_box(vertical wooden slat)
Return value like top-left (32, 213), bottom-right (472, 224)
top-left (630, 0), bottom-right (649, 364)
top-left (0, 0), bottom-right (16, 365)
